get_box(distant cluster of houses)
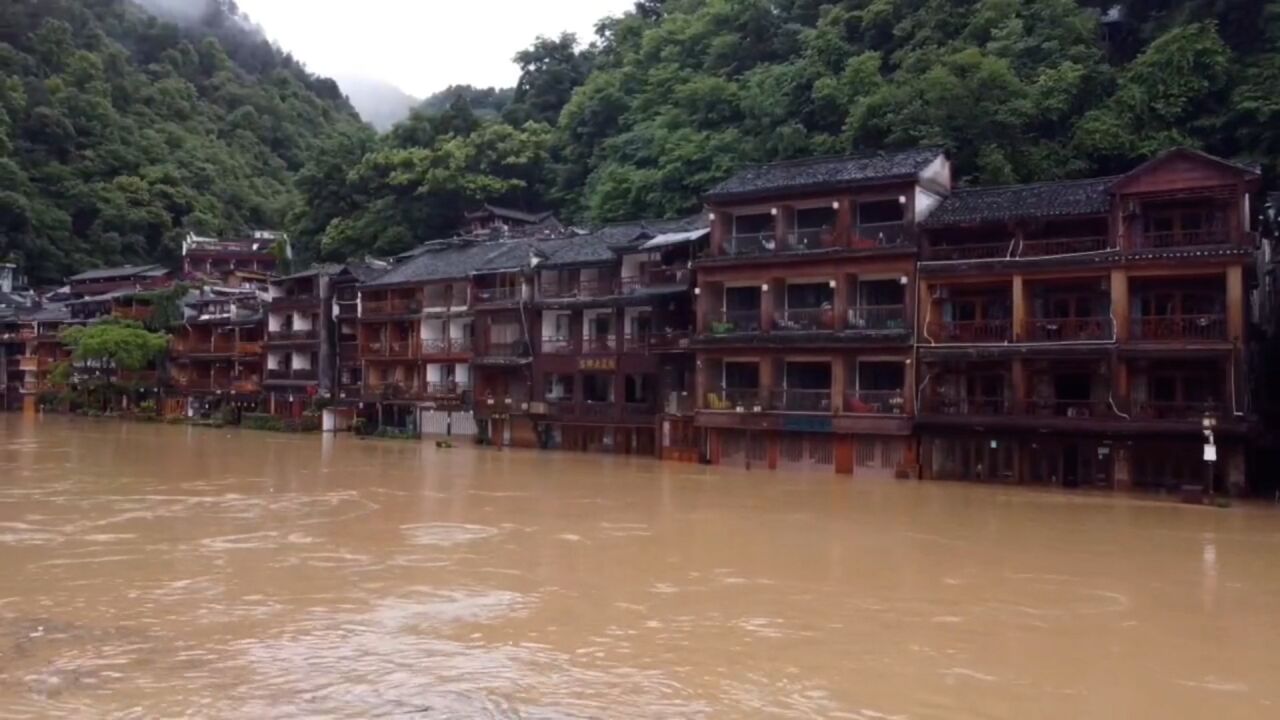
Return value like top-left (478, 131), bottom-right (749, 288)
top-left (3, 148), bottom-right (1276, 495)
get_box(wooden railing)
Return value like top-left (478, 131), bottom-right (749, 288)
top-left (846, 305), bottom-right (908, 331)
top-left (1020, 235), bottom-right (1110, 257)
top-left (851, 223), bottom-right (908, 249)
top-left (1022, 398), bottom-right (1110, 419)
top-left (480, 340), bottom-right (528, 357)
top-left (268, 294), bottom-right (320, 310)
top-left (844, 390), bottom-right (907, 415)
top-left (920, 395), bottom-right (1010, 415)
top-left (1023, 317), bottom-right (1114, 342)
top-left (424, 381), bottom-right (470, 397)
top-left (540, 336), bottom-right (576, 354)
top-left (769, 388), bottom-right (834, 413)
top-left (362, 298), bottom-right (421, 316)
top-left (1134, 229), bottom-right (1230, 250)
top-left (583, 335), bottom-right (617, 353)
top-left (364, 381), bottom-right (422, 400)
top-left (927, 320), bottom-right (1012, 343)
top-left (619, 267), bottom-right (691, 292)
top-left (474, 286), bottom-right (521, 304)
top-left (421, 337), bottom-right (472, 355)
top-left (542, 278), bottom-right (613, 299)
top-left (1130, 400), bottom-right (1223, 421)
top-left (775, 307), bottom-right (835, 331)
top-left (705, 388), bottom-right (762, 410)
top-left (362, 340), bottom-right (418, 358)
top-left (922, 241), bottom-right (1011, 261)
top-left (706, 309), bottom-right (762, 334)
top-left (266, 368), bottom-right (318, 381)
top-left (174, 340), bottom-right (263, 356)
top-left (1130, 315), bottom-right (1226, 341)
top-left (646, 330), bottom-right (691, 351)
top-left (267, 329), bottom-right (318, 342)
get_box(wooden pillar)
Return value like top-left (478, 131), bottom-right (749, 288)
top-left (833, 275), bottom-right (849, 330)
top-left (761, 279), bottom-right (777, 332)
top-left (831, 355), bottom-right (846, 413)
top-left (835, 435), bottom-right (854, 475)
top-left (695, 354), bottom-right (709, 409)
top-left (696, 282), bottom-right (714, 334)
top-left (709, 210), bottom-right (728, 256)
top-left (835, 197), bottom-right (854, 248)
top-left (1114, 444), bottom-right (1133, 491)
top-left (774, 205), bottom-right (794, 248)
top-left (1110, 269), bottom-right (1129, 341)
top-left (1011, 357), bottom-right (1026, 413)
top-left (759, 355), bottom-right (775, 409)
top-left (1011, 274), bottom-right (1027, 342)
top-left (1226, 264), bottom-right (1245, 345)
top-left (904, 357), bottom-right (917, 416)
top-left (917, 276), bottom-right (934, 343)
top-left (1112, 354), bottom-right (1130, 414)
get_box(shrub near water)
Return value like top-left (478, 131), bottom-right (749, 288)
top-left (241, 412), bottom-right (321, 433)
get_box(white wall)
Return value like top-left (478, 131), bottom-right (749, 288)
top-left (292, 311), bottom-right (314, 331)
top-left (582, 309), bottom-right (612, 339)
top-left (455, 363), bottom-right (471, 384)
top-left (268, 312), bottom-right (285, 332)
top-left (448, 317), bottom-right (471, 340)
top-left (624, 307), bottom-right (650, 336)
top-left (915, 187), bottom-right (944, 224)
top-left (422, 318), bottom-right (446, 341)
top-left (267, 350), bottom-right (286, 370)
top-left (542, 311), bottom-right (570, 339)
top-left (620, 253), bottom-right (646, 279)
top-left (291, 351), bottom-right (313, 369)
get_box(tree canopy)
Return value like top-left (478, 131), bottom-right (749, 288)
top-left (59, 317), bottom-right (170, 373)
top-left (0, 0), bottom-right (361, 283)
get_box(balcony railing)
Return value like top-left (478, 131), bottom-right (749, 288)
top-left (580, 401), bottom-right (617, 419)
top-left (646, 330), bottom-right (691, 351)
top-left (1134, 229), bottom-right (1230, 251)
top-left (770, 388), bottom-right (834, 413)
top-left (266, 368), bottom-right (318, 382)
top-left (335, 301), bottom-right (359, 318)
top-left (1020, 235), bottom-right (1110, 257)
top-left (774, 307), bottom-right (835, 332)
top-left (619, 267), bottom-right (691, 293)
top-left (268, 294), bottom-right (320, 310)
top-left (421, 337), bottom-right (472, 355)
top-left (1023, 317), bottom-right (1114, 342)
top-left (783, 228), bottom-right (834, 252)
top-left (621, 401), bottom-right (657, 420)
top-left (424, 381), bottom-right (469, 397)
top-left (1130, 400), bottom-right (1223, 421)
top-left (364, 381), bottom-right (422, 400)
top-left (851, 223), bottom-right (908, 249)
top-left (705, 388), bottom-right (762, 410)
top-left (927, 320), bottom-right (1012, 343)
top-left (362, 298), bottom-right (421, 317)
top-left (922, 241), bottom-right (1011, 261)
top-left (921, 395), bottom-right (1010, 415)
top-left (339, 342), bottom-right (359, 363)
top-left (706, 309), bottom-right (762, 334)
top-left (622, 334), bottom-right (651, 352)
top-left (541, 336), bottom-right (576, 354)
top-left (362, 340), bottom-right (417, 358)
top-left (1130, 315), bottom-right (1226, 342)
top-left (542, 278), bottom-right (613, 299)
top-left (846, 305), bottom-right (909, 331)
top-left (481, 340), bottom-right (527, 357)
top-left (112, 306), bottom-right (153, 322)
top-left (725, 232), bottom-right (775, 256)
top-left (844, 390), bottom-right (907, 415)
top-left (267, 329), bottom-right (318, 342)
top-left (1022, 398), bottom-right (1110, 419)
top-left (583, 335), bottom-right (617, 354)
top-left (175, 340), bottom-right (263, 356)
top-left (474, 286), bottom-right (521, 304)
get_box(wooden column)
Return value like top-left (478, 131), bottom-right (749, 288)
top-left (836, 197), bottom-right (854, 248)
top-left (709, 211), bottom-right (727, 256)
top-left (758, 355), bottom-right (775, 409)
top-left (1011, 274), bottom-right (1027, 342)
top-left (835, 435), bottom-right (854, 475)
top-left (1226, 264), bottom-right (1245, 345)
top-left (1112, 354), bottom-right (1130, 413)
top-left (1011, 357), bottom-right (1026, 413)
top-left (774, 205), bottom-right (794, 248)
top-left (904, 358), bottom-right (917, 416)
top-left (831, 355), bottom-right (846, 414)
top-left (1109, 269), bottom-right (1129, 341)
top-left (761, 279), bottom-right (778, 332)
top-left (833, 275), bottom-right (849, 330)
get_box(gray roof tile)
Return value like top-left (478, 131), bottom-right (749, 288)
top-left (67, 264), bottom-right (168, 282)
top-left (923, 177), bottom-right (1117, 227)
top-left (706, 147), bottom-right (944, 201)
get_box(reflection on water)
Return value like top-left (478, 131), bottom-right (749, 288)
top-left (1, 415), bottom-right (1279, 718)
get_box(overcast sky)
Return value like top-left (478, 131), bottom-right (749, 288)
top-left (233, 0), bottom-right (636, 97)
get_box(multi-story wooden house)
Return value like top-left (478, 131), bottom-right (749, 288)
top-left (66, 264), bottom-right (172, 297)
top-left (264, 267), bottom-right (335, 417)
top-left (9, 305), bottom-right (73, 413)
top-left (170, 291), bottom-right (265, 418)
top-left (528, 220), bottom-right (705, 456)
top-left (464, 204), bottom-right (562, 238)
top-left (181, 231), bottom-right (288, 282)
top-left (693, 148), bottom-right (950, 476)
top-left (469, 242), bottom-right (541, 446)
top-left (915, 148), bottom-right (1260, 493)
top-left (332, 260), bottom-right (389, 404)
top-left (355, 241), bottom-right (489, 433)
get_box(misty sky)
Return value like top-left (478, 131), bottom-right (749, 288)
top-left (234, 0), bottom-right (636, 96)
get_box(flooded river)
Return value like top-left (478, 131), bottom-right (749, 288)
top-left (1, 415), bottom-right (1278, 718)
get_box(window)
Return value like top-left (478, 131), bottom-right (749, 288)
top-left (858, 199), bottom-right (905, 225)
top-left (723, 362), bottom-right (760, 389)
top-left (858, 362), bottom-right (905, 391)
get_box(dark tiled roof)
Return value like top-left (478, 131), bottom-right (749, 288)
top-left (67, 264), bottom-right (168, 282)
top-left (706, 147), bottom-right (944, 201)
top-left (363, 241), bottom-right (531, 287)
top-left (923, 177), bottom-right (1117, 227)
top-left (344, 260), bottom-right (390, 283)
top-left (466, 204), bottom-right (557, 225)
top-left (537, 224), bottom-right (646, 268)
top-left (274, 263), bottom-right (343, 282)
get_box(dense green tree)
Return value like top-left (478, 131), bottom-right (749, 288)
top-left (59, 318), bottom-right (169, 374)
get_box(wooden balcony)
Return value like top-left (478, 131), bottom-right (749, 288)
top-left (266, 329), bottom-right (319, 343)
top-left (846, 305), bottom-right (909, 332)
top-left (768, 388), bottom-right (834, 413)
top-left (582, 335), bottom-right (617, 354)
top-left (1129, 315), bottom-right (1226, 342)
top-left (774, 307), bottom-right (836, 332)
top-left (704, 388), bottom-right (763, 411)
top-left (923, 235), bottom-right (1112, 262)
top-left (618, 267), bottom-right (691, 293)
top-left (922, 241), bottom-right (1010, 262)
top-left (478, 340), bottom-right (528, 358)
top-left (112, 306), bottom-right (153, 322)
top-left (1133, 229), bottom-right (1231, 251)
top-left (920, 395), bottom-right (1010, 416)
top-left (18, 356), bottom-right (41, 372)
top-left (705, 308), bottom-right (762, 334)
top-left (265, 368), bottom-right (319, 382)
top-left (338, 342), bottom-right (359, 363)
top-left (268, 294), bottom-right (321, 311)
top-left (1020, 235), bottom-right (1110, 257)
top-left (844, 390), bottom-right (907, 415)
top-left (174, 340), bottom-right (263, 357)
top-left (541, 336), bottom-right (577, 354)
top-left (926, 320), bottom-right (1012, 344)
top-left (1023, 317), bottom-right (1114, 342)
top-left (542, 278), bottom-right (613, 300)
top-left (362, 340), bottom-right (418, 359)
top-left (1130, 400), bottom-right (1224, 421)
top-left (646, 330), bottom-right (692, 352)
top-left (1022, 398), bottom-right (1111, 419)
top-left (722, 224), bottom-right (908, 257)
top-left (473, 287), bottom-right (521, 305)
top-left (364, 381), bottom-right (423, 400)
top-left (362, 298), bottom-right (421, 317)
top-left (420, 337), bottom-right (472, 356)
top-left (424, 381), bottom-right (470, 399)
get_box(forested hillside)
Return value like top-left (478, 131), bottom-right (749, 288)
top-left (0, 0), bottom-right (361, 283)
top-left (3, 1), bottom-right (1278, 279)
top-left (295, 0), bottom-right (1280, 262)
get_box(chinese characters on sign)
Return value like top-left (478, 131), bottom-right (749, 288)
top-left (578, 357), bottom-right (617, 371)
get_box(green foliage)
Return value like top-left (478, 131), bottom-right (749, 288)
top-left (135, 282), bottom-right (189, 331)
top-left (419, 85), bottom-right (514, 118)
top-left (243, 411), bottom-right (321, 432)
top-left (58, 318), bottom-right (168, 373)
top-left (0, 0), bottom-right (361, 283)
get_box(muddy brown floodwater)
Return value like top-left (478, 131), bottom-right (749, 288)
top-left (1, 415), bottom-right (1279, 718)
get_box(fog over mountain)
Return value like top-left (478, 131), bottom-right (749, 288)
top-left (331, 76), bottom-right (419, 131)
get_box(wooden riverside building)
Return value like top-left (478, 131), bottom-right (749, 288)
top-left (695, 148), bottom-right (949, 477)
top-left (916, 149), bottom-right (1259, 492)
